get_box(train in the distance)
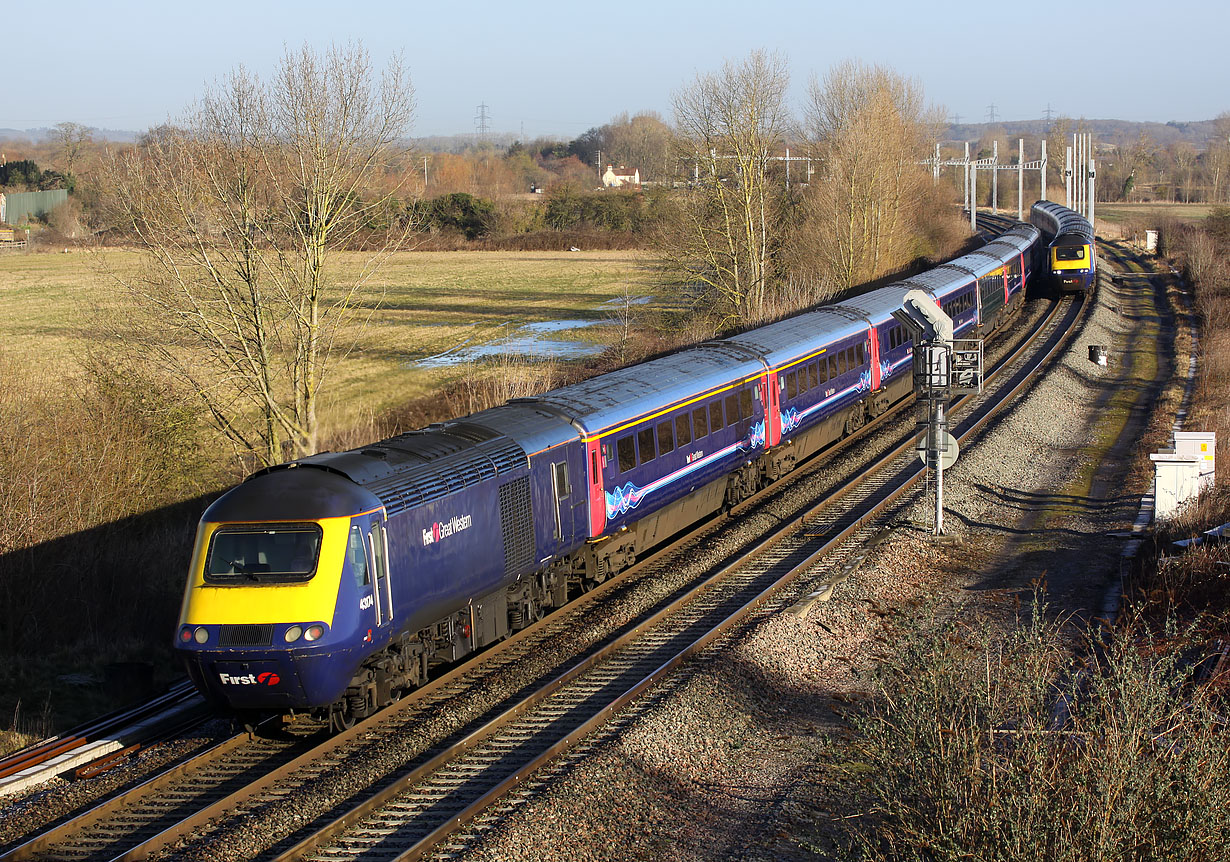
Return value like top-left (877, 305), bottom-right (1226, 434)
top-left (174, 203), bottom-right (1085, 730)
top-left (1030, 200), bottom-right (1096, 292)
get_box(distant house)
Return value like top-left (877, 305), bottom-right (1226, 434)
top-left (602, 165), bottom-right (641, 188)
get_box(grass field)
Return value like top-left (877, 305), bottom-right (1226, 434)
top-left (1096, 202), bottom-right (1216, 227)
top-left (0, 247), bottom-right (655, 435)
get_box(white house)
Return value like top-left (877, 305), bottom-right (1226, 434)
top-left (602, 165), bottom-right (641, 188)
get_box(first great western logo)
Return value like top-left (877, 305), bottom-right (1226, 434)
top-left (422, 513), bottom-right (473, 547)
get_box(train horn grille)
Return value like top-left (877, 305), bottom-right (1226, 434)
top-left (219, 623), bottom-right (274, 647)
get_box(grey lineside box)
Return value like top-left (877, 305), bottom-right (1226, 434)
top-left (1150, 431), bottom-right (1216, 520)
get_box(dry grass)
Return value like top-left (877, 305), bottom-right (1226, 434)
top-left (839, 601), bottom-right (1230, 861)
top-left (1096, 203), bottom-right (1215, 228)
top-left (0, 247), bottom-right (654, 439)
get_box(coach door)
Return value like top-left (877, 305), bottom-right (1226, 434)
top-left (761, 374), bottom-right (781, 447)
top-left (368, 515), bottom-right (393, 627)
top-left (585, 436), bottom-right (606, 536)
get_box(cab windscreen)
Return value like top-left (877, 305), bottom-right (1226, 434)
top-left (204, 524), bottom-right (322, 584)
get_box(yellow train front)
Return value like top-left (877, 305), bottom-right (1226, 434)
top-left (1029, 200), bottom-right (1096, 293)
top-left (174, 467), bottom-right (391, 721)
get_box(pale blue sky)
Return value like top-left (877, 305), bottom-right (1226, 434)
top-left (8, 0), bottom-right (1227, 137)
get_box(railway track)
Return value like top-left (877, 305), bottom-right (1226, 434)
top-left (257, 295), bottom-right (1086, 862)
top-left (1, 222), bottom-right (1067, 862)
top-left (0, 683), bottom-right (209, 797)
top-left (0, 292), bottom-right (1076, 862)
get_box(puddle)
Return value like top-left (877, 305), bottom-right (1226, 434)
top-left (411, 293), bottom-right (653, 369)
top-left (598, 295), bottom-right (654, 307)
top-left (414, 319), bottom-right (606, 368)
top-left (523, 319), bottom-right (603, 334)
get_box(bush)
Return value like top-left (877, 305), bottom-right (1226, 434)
top-left (421, 192), bottom-right (497, 240)
top-left (544, 184), bottom-right (667, 234)
top-left (840, 602), bottom-right (1230, 860)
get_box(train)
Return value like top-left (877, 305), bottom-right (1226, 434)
top-left (175, 204), bottom-right (1084, 730)
top-left (1029, 200), bottom-right (1096, 292)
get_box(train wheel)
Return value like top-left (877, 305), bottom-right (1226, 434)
top-left (329, 703), bottom-right (355, 733)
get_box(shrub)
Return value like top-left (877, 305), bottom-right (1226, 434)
top-left (840, 602), bottom-right (1230, 860)
top-left (422, 192), bottom-right (497, 240)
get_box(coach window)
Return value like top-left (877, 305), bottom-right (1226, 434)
top-left (786, 371), bottom-right (798, 399)
top-left (675, 412), bottom-right (692, 447)
top-left (657, 418), bottom-right (675, 454)
top-left (692, 405), bottom-right (708, 438)
top-left (348, 525), bottom-right (370, 587)
top-left (637, 427), bottom-right (656, 464)
top-left (711, 400), bottom-right (725, 431)
top-left (725, 394), bottom-right (739, 424)
top-left (808, 362), bottom-right (818, 390)
top-left (739, 388), bottom-right (754, 420)
top-left (857, 343), bottom-right (866, 366)
top-left (837, 350), bottom-right (847, 376)
top-left (617, 435), bottom-right (636, 472)
top-left (828, 353), bottom-right (839, 378)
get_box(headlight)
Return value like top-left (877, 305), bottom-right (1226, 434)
top-left (304, 624), bottom-right (324, 642)
top-left (178, 626), bottom-right (193, 643)
top-left (193, 626), bottom-right (209, 644)
top-left (285, 625), bottom-right (303, 643)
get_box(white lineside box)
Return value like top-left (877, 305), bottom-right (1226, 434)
top-left (1173, 431), bottom-right (1215, 491)
top-left (1150, 451), bottom-right (1201, 520)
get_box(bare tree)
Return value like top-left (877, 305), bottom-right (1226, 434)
top-left (661, 50), bottom-right (791, 326)
top-left (801, 61), bottom-right (932, 292)
top-left (1172, 142), bottom-right (1197, 203)
top-left (104, 43), bottom-right (415, 465)
top-left (1208, 113), bottom-right (1230, 203)
top-left (605, 112), bottom-right (674, 181)
top-left (52, 121), bottom-right (93, 178)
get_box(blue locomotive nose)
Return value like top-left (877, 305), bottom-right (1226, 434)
top-left (185, 653), bottom-right (309, 708)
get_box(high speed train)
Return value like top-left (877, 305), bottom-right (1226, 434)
top-left (1030, 200), bottom-right (1096, 292)
top-left (175, 218), bottom-right (1044, 729)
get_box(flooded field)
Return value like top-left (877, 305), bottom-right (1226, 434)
top-left (414, 319), bottom-right (608, 367)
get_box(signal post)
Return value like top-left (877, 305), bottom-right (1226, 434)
top-left (892, 290), bottom-right (984, 535)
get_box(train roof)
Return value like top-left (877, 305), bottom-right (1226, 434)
top-left (831, 284), bottom-right (914, 326)
top-left (948, 248), bottom-right (1010, 278)
top-left (720, 307), bottom-right (870, 368)
top-left (1030, 201), bottom-right (1093, 243)
top-left (529, 343), bottom-right (764, 435)
top-left (899, 264), bottom-right (974, 298)
top-left (459, 403), bottom-right (583, 458)
top-left (204, 468), bottom-right (384, 522)
top-left (995, 223), bottom-right (1043, 251)
top-left (274, 422), bottom-right (529, 516)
